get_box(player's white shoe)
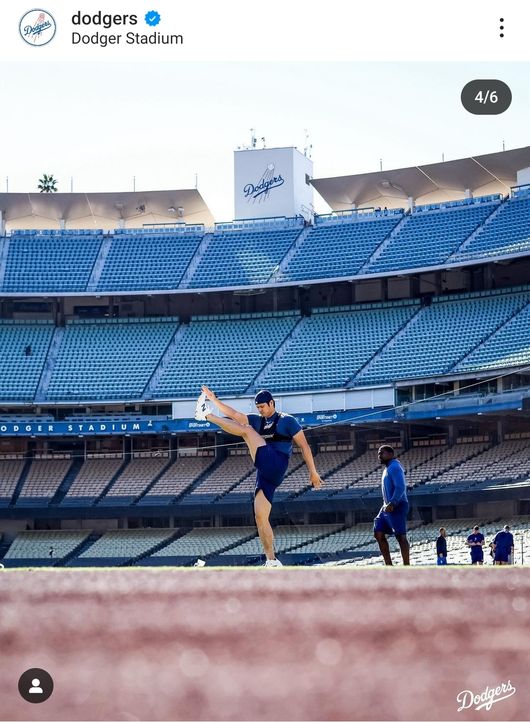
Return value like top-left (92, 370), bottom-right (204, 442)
top-left (264, 558), bottom-right (283, 568)
top-left (195, 392), bottom-right (212, 421)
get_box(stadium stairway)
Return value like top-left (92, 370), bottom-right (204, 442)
top-left (269, 225), bottom-right (313, 283)
top-left (347, 305), bottom-right (424, 385)
top-left (56, 532), bottom-right (102, 567)
top-left (179, 232), bottom-right (215, 289)
top-left (9, 458), bottom-right (32, 506)
top-left (131, 457), bottom-right (176, 504)
top-left (215, 465), bottom-right (257, 502)
top-left (0, 236), bottom-right (10, 286)
top-left (245, 315), bottom-right (307, 393)
top-left (447, 197), bottom-right (508, 260)
top-left (124, 527), bottom-right (189, 566)
top-left (0, 539), bottom-right (11, 560)
top-left (50, 457), bottom-right (84, 505)
top-left (92, 458), bottom-right (131, 506)
top-left (282, 451), bottom-right (358, 501)
top-left (138, 528), bottom-right (260, 567)
top-left (358, 211), bottom-right (410, 274)
top-left (86, 235), bottom-right (112, 292)
top-left (34, 327), bottom-right (66, 403)
top-left (408, 442), bottom-right (494, 491)
top-left (192, 530), bottom-right (261, 567)
top-left (452, 299), bottom-right (530, 371)
top-left (169, 455), bottom-right (226, 503)
top-left (142, 324), bottom-right (186, 400)
top-left (282, 524), bottom-right (350, 554)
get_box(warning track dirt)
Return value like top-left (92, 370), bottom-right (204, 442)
top-left (0, 566), bottom-right (529, 721)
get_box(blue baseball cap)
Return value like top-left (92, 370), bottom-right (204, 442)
top-left (254, 389), bottom-right (274, 404)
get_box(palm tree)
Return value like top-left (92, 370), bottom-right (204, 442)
top-left (38, 174), bottom-right (58, 193)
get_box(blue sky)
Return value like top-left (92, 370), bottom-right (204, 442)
top-left (2, 62), bottom-right (529, 219)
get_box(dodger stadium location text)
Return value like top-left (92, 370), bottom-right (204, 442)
top-left (72, 31), bottom-right (184, 46)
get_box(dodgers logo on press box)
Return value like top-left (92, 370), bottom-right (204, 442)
top-left (19, 9), bottom-right (57, 46)
top-left (244, 164), bottom-right (285, 204)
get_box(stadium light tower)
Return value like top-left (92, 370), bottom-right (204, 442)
top-left (304, 130), bottom-right (313, 159)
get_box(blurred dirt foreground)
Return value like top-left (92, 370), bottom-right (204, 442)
top-left (1, 567), bottom-right (529, 721)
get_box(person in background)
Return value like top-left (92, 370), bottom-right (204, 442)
top-left (373, 445), bottom-right (410, 565)
top-left (466, 525), bottom-right (485, 565)
top-left (436, 527), bottom-right (447, 565)
top-left (492, 524), bottom-right (514, 565)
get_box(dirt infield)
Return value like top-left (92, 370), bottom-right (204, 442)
top-left (1, 566), bottom-right (529, 721)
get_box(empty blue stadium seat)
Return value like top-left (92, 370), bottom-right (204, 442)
top-left (151, 312), bottom-right (300, 397)
top-left (188, 225), bottom-right (303, 288)
top-left (2, 232), bottom-right (103, 292)
top-left (282, 213), bottom-right (400, 281)
top-left (0, 321), bottom-right (54, 401)
top-left (454, 194), bottom-right (530, 261)
top-left (45, 318), bottom-right (179, 401)
top-left (96, 231), bottom-right (203, 291)
top-left (259, 302), bottom-right (419, 392)
top-left (366, 200), bottom-right (500, 273)
top-left (355, 290), bottom-right (530, 386)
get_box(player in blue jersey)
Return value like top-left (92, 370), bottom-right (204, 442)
top-left (492, 524), bottom-right (514, 565)
top-left (466, 525), bottom-right (485, 565)
top-left (195, 386), bottom-right (322, 567)
top-left (373, 445), bottom-right (410, 565)
top-left (436, 527), bottom-right (448, 565)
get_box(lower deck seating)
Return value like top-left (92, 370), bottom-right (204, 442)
top-left (220, 525), bottom-right (344, 556)
top-left (185, 454), bottom-right (256, 500)
top-left (61, 458), bottom-right (125, 504)
top-left (139, 455), bottom-right (217, 504)
top-left (3, 517), bottom-right (530, 566)
top-left (151, 527), bottom-right (257, 558)
top-left (78, 529), bottom-right (175, 559)
top-left (275, 450), bottom-right (355, 498)
top-left (4, 530), bottom-right (91, 559)
top-left (351, 517), bottom-right (530, 566)
top-left (0, 460), bottom-right (25, 506)
top-left (99, 457), bottom-right (171, 504)
top-left (17, 460), bottom-right (72, 505)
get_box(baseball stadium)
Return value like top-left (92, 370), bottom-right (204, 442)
top-left (2, 142), bottom-right (530, 720)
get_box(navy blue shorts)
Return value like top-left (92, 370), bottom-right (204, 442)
top-left (494, 549), bottom-right (510, 563)
top-left (373, 500), bottom-right (409, 536)
top-left (471, 552), bottom-right (484, 563)
top-left (254, 445), bottom-right (290, 504)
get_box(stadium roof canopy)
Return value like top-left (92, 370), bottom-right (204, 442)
top-left (0, 189), bottom-right (214, 230)
top-left (312, 146), bottom-right (530, 211)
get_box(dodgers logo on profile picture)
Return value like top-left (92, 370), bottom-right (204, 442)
top-left (19, 9), bottom-right (56, 46)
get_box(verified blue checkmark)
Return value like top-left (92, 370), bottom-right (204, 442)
top-left (145, 10), bottom-right (161, 26)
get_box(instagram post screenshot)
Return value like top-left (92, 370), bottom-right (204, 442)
top-left (1, 1), bottom-right (530, 720)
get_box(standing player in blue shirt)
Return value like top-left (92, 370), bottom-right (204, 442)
top-left (195, 386), bottom-right (323, 567)
top-left (466, 525), bottom-right (485, 565)
top-left (436, 527), bottom-right (448, 565)
top-left (373, 445), bottom-right (410, 565)
top-left (492, 524), bottom-right (515, 565)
